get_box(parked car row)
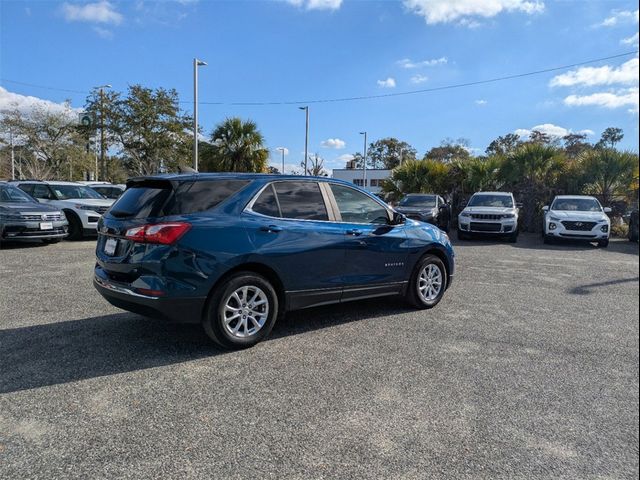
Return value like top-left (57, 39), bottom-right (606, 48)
top-left (1, 180), bottom-right (124, 244)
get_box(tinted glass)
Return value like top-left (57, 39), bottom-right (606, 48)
top-left (252, 184), bottom-right (280, 217)
top-left (274, 181), bottom-right (328, 221)
top-left (94, 186), bottom-right (123, 199)
top-left (173, 180), bottom-right (249, 215)
top-left (551, 198), bottom-right (602, 212)
top-left (0, 185), bottom-right (36, 203)
top-left (17, 184), bottom-right (35, 196)
top-left (330, 184), bottom-right (389, 224)
top-left (32, 184), bottom-right (55, 200)
top-left (468, 194), bottom-right (513, 208)
top-left (50, 185), bottom-right (104, 200)
top-left (399, 195), bottom-right (436, 207)
top-left (109, 186), bottom-right (172, 219)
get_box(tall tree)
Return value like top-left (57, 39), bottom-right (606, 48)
top-left (485, 133), bottom-right (521, 156)
top-left (424, 138), bottom-right (470, 163)
top-left (562, 133), bottom-right (591, 158)
top-left (382, 158), bottom-right (452, 199)
top-left (202, 117), bottom-right (269, 173)
top-left (595, 127), bottom-right (624, 149)
top-left (301, 153), bottom-right (328, 176)
top-left (528, 130), bottom-right (552, 145)
top-left (366, 137), bottom-right (417, 169)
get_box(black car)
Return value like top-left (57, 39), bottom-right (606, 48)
top-left (0, 182), bottom-right (68, 243)
top-left (629, 209), bottom-right (639, 242)
top-left (395, 194), bottom-right (451, 232)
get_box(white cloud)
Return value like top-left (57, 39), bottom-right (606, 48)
top-left (410, 74), bottom-right (428, 84)
top-left (514, 123), bottom-right (594, 140)
top-left (61, 1), bottom-right (123, 25)
top-left (286, 0), bottom-right (342, 11)
top-left (377, 77), bottom-right (396, 88)
top-left (92, 26), bottom-right (114, 39)
top-left (621, 32), bottom-right (639, 46)
top-left (475, 99), bottom-right (488, 106)
top-left (397, 57), bottom-right (447, 69)
top-left (403, 0), bottom-right (544, 25)
top-left (321, 138), bottom-right (346, 149)
top-left (600, 9), bottom-right (638, 27)
top-left (564, 88), bottom-right (639, 113)
top-left (0, 87), bottom-right (79, 118)
top-left (550, 58), bottom-right (639, 87)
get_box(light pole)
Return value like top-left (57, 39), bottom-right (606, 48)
top-left (95, 84), bottom-right (112, 181)
top-left (277, 147), bottom-right (286, 174)
top-left (299, 106), bottom-right (309, 175)
top-left (360, 131), bottom-right (367, 188)
top-left (9, 129), bottom-right (15, 180)
top-left (193, 58), bottom-right (207, 171)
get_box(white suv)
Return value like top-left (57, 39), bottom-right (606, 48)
top-left (542, 195), bottom-right (611, 247)
top-left (15, 181), bottom-right (114, 240)
top-left (458, 192), bottom-right (519, 242)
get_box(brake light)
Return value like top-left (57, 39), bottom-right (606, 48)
top-left (125, 222), bottom-right (191, 245)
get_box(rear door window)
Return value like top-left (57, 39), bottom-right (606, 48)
top-left (109, 184), bottom-right (172, 219)
top-left (273, 181), bottom-right (328, 221)
top-left (252, 184), bottom-right (281, 217)
top-left (32, 184), bottom-right (55, 200)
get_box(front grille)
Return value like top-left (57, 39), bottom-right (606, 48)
top-left (470, 222), bottom-right (502, 232)
top-left (471, 214), bottom-right (502, 220)
top-left (21, 213), bottom-right (63, 221)
top-left (562, 221), bottom-right (596, 231)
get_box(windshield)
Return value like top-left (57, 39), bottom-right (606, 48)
top-left (0, 185), bottom-right (36, 203)
top-left (399, 195), bottom-right (436, 208)
top-left (551, 198), bottom-right (602, 212)
top-left (51, 185), bottom-right (104, 200)
top-left (468, 194), bottom-right (513, 208)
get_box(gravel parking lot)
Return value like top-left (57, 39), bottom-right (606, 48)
top-left (1, 235), bottom-right (638, 479)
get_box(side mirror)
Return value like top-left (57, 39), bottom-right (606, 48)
top-left (542, 205), bottom-right (549, 212)
top-left (391, 211), bottom-right (406, 225)
top-left (603, 207), bottom-right (612, 213)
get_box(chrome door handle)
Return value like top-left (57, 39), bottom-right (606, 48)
top-left (346, 229), bottom-right (362, 236)
top-left (259, 225), bottom-right (282, 233)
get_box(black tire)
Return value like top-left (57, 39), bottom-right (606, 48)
top-left (42, 238), bottom-right (61, 244)
top-left (203, 272), bottom-right (279, 349)
top-left (598, 239), bottom-right (609, 248)
top-left (406, 254), bottom-right (447, 309)
top-left (543, 234), bottom-right (552, 245)
top-left (507, 231), bottom-right (518, 243)
top-left (65, 211), bottom-right (83, 241)
top-left (442, 220), bottom-right (451, 234)
top-left (457, 229), bottom-right (468, 241)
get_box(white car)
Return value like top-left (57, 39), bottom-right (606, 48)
top-left (15, 181), bottom-right (114, 240)
top-left (542, 195), bottom-right (611, 247)
top-left (458, 191), bottom-right (519, 242)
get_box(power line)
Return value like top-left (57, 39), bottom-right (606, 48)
top-left (1, 51), bottom-right (637, 106)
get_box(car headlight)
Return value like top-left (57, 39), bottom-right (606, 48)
top-left (598, 217), bottom-right (608, 223)
top-left (549, 216), bottom-right (560, 222)
top-left (459, 212), bottom-right (470, 218)
top-left (2, 213), bottom-right (23, 220)
top-left (502, 213), bottom-right (516, 219)
top-left (75, 204), bottom-right (96, 211)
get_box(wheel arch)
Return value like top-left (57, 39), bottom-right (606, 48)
top-left (416, 246), bottom-right (452, 289)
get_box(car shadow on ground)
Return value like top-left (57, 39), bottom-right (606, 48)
top-left (568, 276), bottom-right (639, 295)
top-left (451, 232), bottom-right (639, 255)
top-left (0, 299), bottom-right (409, 395)
top-left (0, 239), bottom-right (52, 250)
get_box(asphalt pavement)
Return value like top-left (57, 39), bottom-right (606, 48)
top-left (1, 234), bottom-right (638, 479)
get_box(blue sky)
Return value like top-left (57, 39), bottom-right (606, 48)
top-left (1, 0), bottom-right (638, 173)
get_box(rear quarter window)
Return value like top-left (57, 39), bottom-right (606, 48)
top-left (172, 180), bottom-right (249, 215)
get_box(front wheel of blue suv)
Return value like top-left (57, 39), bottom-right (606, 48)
top-left (203, 272), bottom-right (280, 349)
top-left (406, 254), bottom-right (448, 309)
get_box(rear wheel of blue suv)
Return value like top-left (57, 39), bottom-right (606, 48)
top-left (94, 174), bottom-right (455, 349)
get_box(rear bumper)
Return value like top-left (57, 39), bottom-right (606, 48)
top-left (93, 268), bottom-right (206, 324)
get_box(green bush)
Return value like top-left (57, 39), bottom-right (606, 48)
top-left (610, 223), bottom-right (629, 238)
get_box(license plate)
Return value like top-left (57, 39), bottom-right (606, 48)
top-left (104, 237), bottom-right (118, 256)
top-left (40, 222), bottom-right (53, 230)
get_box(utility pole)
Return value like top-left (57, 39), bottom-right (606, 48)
top-left (193, 58), bottom-right (207, 171)
top-left (95, 84), bottom-right (111, 181)
top-left (10, 129), bottom-right (15, 180)
top-left (299, 106), bottom-right (309, 175)
top-left (360, 131), bottom-right (367, 188)
top-left (277, 147), bottom-right (286, 174)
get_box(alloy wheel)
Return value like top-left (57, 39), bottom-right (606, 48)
top-left (222, 285), bottom-right (270, 338)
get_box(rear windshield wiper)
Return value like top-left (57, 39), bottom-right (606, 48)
top-left (109, 209), bottom-right (134, 218)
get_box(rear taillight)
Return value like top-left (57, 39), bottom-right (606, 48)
top-left (125, 222), bottom-right (191, 245)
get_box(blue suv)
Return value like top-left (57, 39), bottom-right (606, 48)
top-left (94, 174), bottom-right (455, 349)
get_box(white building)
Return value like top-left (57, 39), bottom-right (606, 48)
top-left (332, 167), bottom-right (392, 194)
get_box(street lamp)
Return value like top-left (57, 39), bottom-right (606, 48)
top-left (276, 147), bottom-right (287, 174)
top-left (193, 58), bottom-right (207, 171)
top-left (95, 84), bottom-right (111, 181)
top-left (299, 106), bottom-right (309, 175)
top-left (360, 131), bottom-right (367, 188)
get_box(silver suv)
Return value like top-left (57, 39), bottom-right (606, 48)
top-left (457, 192), bottom-right (519, 242)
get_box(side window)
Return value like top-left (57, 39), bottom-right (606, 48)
top-left (32, 185), bottom-right (54, 199)
top-left (18, 184), bottom-right (35, 196)
top-left (330, 184), bottom-right (390, 224)
top-left (252, 184), bottom-right (281, 217)
top-left (172, 180), bottom-right (249, 214)
top-left (273, 181), bottom-right (328, 221)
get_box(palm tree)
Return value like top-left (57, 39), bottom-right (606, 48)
top-left (382, 159), bottom-right (452, 198)
top-left (201, 117), bottom-right (269, 172)
top-left (579, 148), bottom-right (638, 206)
top-left (451, 156), bottom-right (503, 193)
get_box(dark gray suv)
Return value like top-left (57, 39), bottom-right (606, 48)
top-left (0, 182), bottom-right (68, 243)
